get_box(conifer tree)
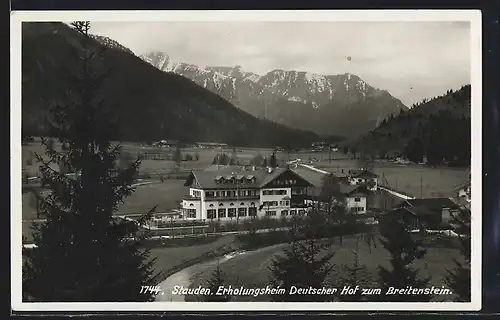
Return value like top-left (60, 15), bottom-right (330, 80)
top-left (338, 238), bottom-right (369, 302)
top-left (270, 152), bottom-right (277, 168)
top-left (319, 173), bottom-right (350, 245)
top-left (173, 144), bottom-right (182, 169)
top-left (444, 208), bottom-right (471, 301)
top-left (22, 21), bottom-right (159, 302)
top-left (202, 263), bottom-right (232, 302)
top-left (262, 157), bottom-right (268, 168)
top-left (377, 216), bottom-right (432, 302)
top-left (269, 212), bottom-right (335, 302)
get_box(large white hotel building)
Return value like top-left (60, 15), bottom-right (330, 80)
top-left (181, 166), bottom-right (370, 221)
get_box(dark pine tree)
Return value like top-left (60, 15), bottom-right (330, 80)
top-left (444, 208), bottom-right (471, 301)
top-left (22, 22), bottom-right (159, 302)
top-left (269, 213), bottom-right (335, 302)
top-left (262, 157), bottom-right (268, 168)
top-left (202, 263), bottom-right (232, 302)
top-left (173, 144), bottom-right (182, 169)
top-left (404, 137), bottom-right (424, 163)
top-left (229, 147), bottom-right (238, 166)
top-left (270, 152), bottom-right (277, 168)
top-left (337, 238), bottom-right (369, 302)
top-left (319, 173), bottom-right (350, 245)
top-left (377, 216), bottom-right (432, 302)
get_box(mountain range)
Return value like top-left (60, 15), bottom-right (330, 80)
top-left (139, 52), bottom-right (408, 138)
top-left (21, 22), bottom-right (323, 148)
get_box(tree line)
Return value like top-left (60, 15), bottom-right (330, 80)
top-left (211, 150), bottom-right (279, 168)
top-left (404, 111), bottom-right (470, 166)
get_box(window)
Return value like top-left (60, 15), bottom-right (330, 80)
top-left (298, 210), bottom-right (305, 215)
top-left (228, 208), bottom-right (236, 217)
top-left (230, 203), bottom-right (234, 206)
top-left (263, 190), bottom-right (272, 196)
top-left (207, 209), bottom-right (216, 219)
top-left (250, 202), bottom-right (255, 206)
top-left (189, 203), bottom-right (194, 206)
top-left (219, 203), bottom-right (224, 207)
top-left (218, 208), bottom-right (226, 218)
top-left (240, 202), bottom-right (244, 206)
top-left (272, 201), bottom-right (278, 206)
top-left (193, 190), bottom-right (201, 197)
top-left (281, 210), bottom-right (288, 216)
top-left (285, 201), bottom-right (289, 206)
top-left (265, 211), bottom-right (277, 217)
top-left (209, 204), bottom-right (214, 207)
top-left (206, 191), bottom-right (214, 198)
top-left (354, 197), bottom-right (361, 202)
top-left (216, 191), bottom-right (221, 197)
top-left (238, 208), bottom-right (247, 217)
top-left (187, 209), bottom-right (196, 218)
top-left (248, 207), bottom-right (257, 216)
top-left (290, 210), bottom-right (297, 216)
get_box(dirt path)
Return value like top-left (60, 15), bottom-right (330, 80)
top-left (155, 243), bottom-right (288, 301)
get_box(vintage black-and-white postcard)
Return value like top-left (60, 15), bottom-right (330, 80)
top-left (11, 9), bottom-right (481, 312)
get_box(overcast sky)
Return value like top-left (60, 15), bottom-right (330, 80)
top-left (91, 21), bottom-right (471, 106)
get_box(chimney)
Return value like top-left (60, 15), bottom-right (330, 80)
top-left (267, 167), bottom-right (273, 174)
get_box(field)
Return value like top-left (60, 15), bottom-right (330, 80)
top-left (148, 235), bottom-right (237, 279)
top-left (315, 159), bottom-right (469, 198)
top-left (20, 140), bottom-right (468, 247)
top-left (21, 139), bottom-right (281, 177)
top-left (187, 236), bottom-right (463, 302)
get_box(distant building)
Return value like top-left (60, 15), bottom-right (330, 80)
top-left (311, 141), bottom-right (327, 151)
top-left (388, 197), bottom-right (461, 229)
top-left (195, 142), bottom-right (228, 149)
top-left (347, 169), bottom-right (379, 191)
top-left (291, 166), bottom-right (371, 215)
top-left (182, 167), bottom-right (314, 220)
top-left (453, 181), bottom-right (471, 204)
top-left (152, 140), bottom-right (178, 148)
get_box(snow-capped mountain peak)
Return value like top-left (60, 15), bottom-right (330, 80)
top-left (138, 50), bottom-right (406, 137)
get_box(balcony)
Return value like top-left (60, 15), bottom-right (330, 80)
top-left (182, 195), bottom-right (201, 200)
top-left (205, 194), bottom-right (260, 201)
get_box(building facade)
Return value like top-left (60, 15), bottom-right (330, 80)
top-left (288, 166), bottom-right (371, 215)
top-left (390, 197), bottom-right (461, 229)
top-left (182, 167), bottom-right (314, 221)
top-left (347, 170), bottom-right (379, 191)
top-left (454, 181), bottom-right (471, 203)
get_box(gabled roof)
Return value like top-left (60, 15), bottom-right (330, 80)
top-left (350, 170), bottom-right (379, 178)
top-left (453, 180), bottom-right (471, 191)
top-left (291, 166), bottom-right (326, 188)
top-left (184, 167), bottom-right (312, 189)
top-left (291, 166), bottom-right (369, 197)
top-left (404, 198), bottom-right (459, 211)
top-left (389, 205), bottom-right (437, 217)
top-left (259, 168), bottom-right (313, 188)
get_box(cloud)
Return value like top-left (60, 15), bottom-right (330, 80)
top-left (90, 21), bottom-right (471, 106)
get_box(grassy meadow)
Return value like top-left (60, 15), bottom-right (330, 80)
top-left (187, 235), bottom-right (463, 302)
